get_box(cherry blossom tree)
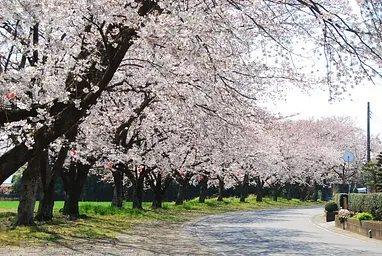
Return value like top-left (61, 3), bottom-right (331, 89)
top-left (1, 0), bottom-right (382, 226)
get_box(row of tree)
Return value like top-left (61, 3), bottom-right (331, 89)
top-left (1, 0), bottom-right (382, 226)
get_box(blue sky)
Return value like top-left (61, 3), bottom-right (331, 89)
top-left (4, 176), bottom-right (12, 184)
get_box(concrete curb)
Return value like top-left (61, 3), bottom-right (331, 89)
top-left (310, 214), bottom-right (382, 245)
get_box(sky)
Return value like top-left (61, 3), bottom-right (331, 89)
top-left (264, 83), bottom-right (382, 138)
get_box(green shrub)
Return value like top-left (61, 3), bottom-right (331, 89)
top-left (325, 201), bottom-right (338, 212)
top-left (348, 193), bottom-right (382, 221)
top-left (357, 212), bottom-right (373, 221)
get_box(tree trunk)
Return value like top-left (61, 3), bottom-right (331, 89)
top-left (62, 163), bottom-right (89, 218)
top-left (256, 185), bottom-right (263, 202)
top-left (150, 174), bottom-right (171, 209)
top-left (255, 176), bottom-right (264, 202)
top-left (300, 185), bottom-right (308, 201)
top-left (176, 182), bottom-right (187, 205)
top-left (132, 181), bottom-right (143, 209)
top-left (151, 188), bottom-right (164, 209)
top-left (240, 173), bottom-right (249, 203)
top-left (16, 152), bottom-right (43, 226)
top-left (111, 171), bottom-right (123, 208)
top-left (36, 184), bottom-right (55, 221)
top-left (321, 179), bottom-right (327, 201)
top-left (312, 181), bottom-right (319, 202)
top-left (36, 145), bottom-right (68, 221)
top-left (272, 185), bottom-right (279, 202)
top-left (273, 189), bottom-right (278, 201)
top-left (35, 150), bottom-right (53, 221)
top-left (217, 175), bottom-right (224, 202)
top-left (151, 174), bottom-right (163, 209)
top-left (199, 175), bottom-right (208, 203)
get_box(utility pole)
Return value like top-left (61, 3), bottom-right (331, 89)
top-left (367, 102), bottom-right (371, 165)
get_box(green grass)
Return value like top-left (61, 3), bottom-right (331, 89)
top-left (0, 196), bottom-right (323, 247)
top-left (0, 201), bottom-right (113, 212)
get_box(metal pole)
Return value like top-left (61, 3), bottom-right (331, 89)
top-left (367, 102), bottom-right (371, 165)
top-left (367, 102), bottom-right (371, 193)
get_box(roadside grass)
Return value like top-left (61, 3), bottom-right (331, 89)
top-left (0, 196), bottom-right (323, 246)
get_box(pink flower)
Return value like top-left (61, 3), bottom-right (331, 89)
top-left (338, 209), bottom-right (350, 216)
top-left (179, 170), bottom-right (183, 175)
top-left (198, 176), bottom-right (203, 181)
top-left (160, 170), bottom-right (164, 175)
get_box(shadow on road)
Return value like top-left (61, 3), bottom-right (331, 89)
top-left (184, 208), bottom-right (375, 255)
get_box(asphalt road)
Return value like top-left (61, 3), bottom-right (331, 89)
top-left (183, 207), bottom-right (382, 256)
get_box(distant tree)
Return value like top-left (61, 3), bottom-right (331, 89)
top-left (10, 169), bottom-right (24, 196)
top-left (362, 153), bottom-right (382, 192)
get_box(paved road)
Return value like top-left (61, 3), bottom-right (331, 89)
top-left (183, 207), bottom-right (382, 255)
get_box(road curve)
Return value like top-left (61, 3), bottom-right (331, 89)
top-left (183, 207), bottom-right (382, 255)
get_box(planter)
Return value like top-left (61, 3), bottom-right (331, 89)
top-left (335, 216), bottom-right (382, 240)
top-left (326, 211), bottom-right (337, 222)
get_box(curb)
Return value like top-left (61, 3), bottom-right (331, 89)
top-left (310, 214), bottom-right (382, 245)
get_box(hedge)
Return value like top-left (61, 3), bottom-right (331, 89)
top-left (335, 193), bottom-right (382, 221)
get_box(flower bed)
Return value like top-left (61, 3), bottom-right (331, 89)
top-left (335, 216), bottom-right (382, 240)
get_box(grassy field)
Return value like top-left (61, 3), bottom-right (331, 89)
top-left (0, 196), bottom-right (323, 247)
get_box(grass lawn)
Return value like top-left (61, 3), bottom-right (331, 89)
top-left (0, 196), bottom-right (323, 247)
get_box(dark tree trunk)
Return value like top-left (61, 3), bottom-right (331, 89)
top-left (112, 171), bottom-right (123, 208)
top-left (151, 191), bottom-right (163, 209)
top-left (217, 175), bottom-right (224, 202)
top-left (300, 177), bottom-right (311, 201)
top-left (199, 175), bottom-right (208, 203)
top-left (273, 189), bottom-right (278, 201)
top-left (131, 167), bottom-right (151, 210)
top-left (175, 172), bottom-right (193, 205)
top-left (272, 184), bottom-right (279, 202)
top-left (256, 187), bottom-right (263, 202)
top-left (321, 179), bottom-right (327, 201)
top-left (283, 183), bottom-right (293, 200)
top-left (255, 177), bottom-right (264, 202)
top-left (36, 184), bottom-right (55, 221)
top-left (36, 145), bottom-right (68, 221)
top-left (35, 149), bottom-right (52, 221)
top-left (122, 165), bottom-right (151, 210)
top-left (312, 181), bottom-right (319, 202)
top-left (62, 163), bottom-right (90, 218)
top-left (150, 173), bottom-right (172, 209)
top-left (176, 182), bottom-right (187, 205)
top-left (16, 151), bottom-right (43, 226)
top-left (151, 182), bottom-right (166, 209)
top-left (300, 185), bottom-right (308, 201)
top-left (151, 174), bottom-right (163, 209)
top-left (151, 175), bottom-right (163, 209)
top-left (240, 173), bottom-right (249, 203)
top-left (132, 181), bottom-right (143, 210)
